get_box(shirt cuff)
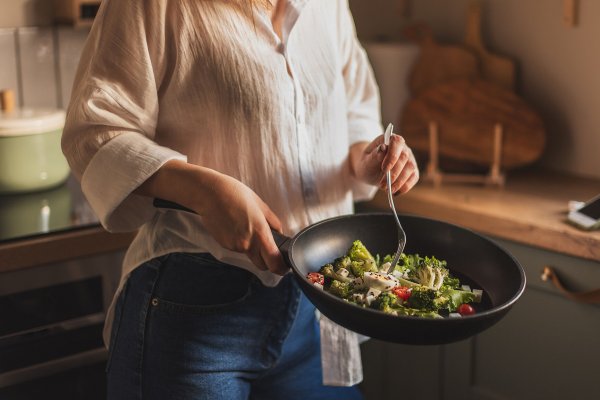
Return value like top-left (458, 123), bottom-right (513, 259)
top-left (81, 132), bottom-right (187, 232)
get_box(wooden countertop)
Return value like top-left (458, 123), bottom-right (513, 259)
top-left (365, 169), bottom-right (600, 262)
top-left (1, 169), bottom-right (598, 273)
top-left (0, 226), bottom-right (136, 273)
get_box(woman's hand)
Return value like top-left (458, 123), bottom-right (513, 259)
top-left (136, 160), bottom-right (288, 275)
top-left (350, 133), bottom-right (419, 195)
top-left (198, 171), bottom-right (288, 275)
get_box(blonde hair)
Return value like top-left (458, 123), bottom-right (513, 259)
top-left (228, 0), bottom-right (273, 11)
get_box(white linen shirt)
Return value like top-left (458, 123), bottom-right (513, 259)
top-left (62, 0), bottom-right (382, 386)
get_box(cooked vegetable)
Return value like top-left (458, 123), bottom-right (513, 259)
top-left (442, 288), bottom-right (476, 312)
top-left (458, 303), bottom-right (476, 316)
top-left (321, 263), bottom-right (353, 283)
top-left (391, 286), bottom-right (412, 301)
top-left (372, 291), bottom-right (400, 314)
top-left (309, 240), bottom-right (483, 319)
top-left (406, 286), bottom-right (437, 311)
top-left (349, 240), bottom-right (375, 263)
top-left (307, 272), bottom-right (324, 286)
top-left (328, 280), bottom-right (352, 299)
top-left (347, 240), bottom-right (378, 277)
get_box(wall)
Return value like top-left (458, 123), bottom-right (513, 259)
top-left (350, 0), bottom-right (600, 180)
top-left (0, 1), bottom-right (598, 179)
top-left (0, 26), bottom-right (87, 109)
top-left (0, 0), bottom-right (53, 28)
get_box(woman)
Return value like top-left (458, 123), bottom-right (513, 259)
top-left (62, 0), bottom-right (418, 399)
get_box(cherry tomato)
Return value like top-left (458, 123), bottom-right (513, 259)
top-left (307, 272), bottom-right (324, 285)
top-left (392, 286), bottom-right (412, 301)
top-left (458, 303), bottom-right (476, 316)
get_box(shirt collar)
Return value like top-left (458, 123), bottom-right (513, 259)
top-left (280, 0), bottom-right (311, 45)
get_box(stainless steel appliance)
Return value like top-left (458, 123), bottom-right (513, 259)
top-left (0, 251), bottom-right (123, 389)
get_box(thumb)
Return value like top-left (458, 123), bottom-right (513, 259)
top-left (363, 135), bottom-right (384, 155)
top-left (375, 143), bottom-right (387, 168)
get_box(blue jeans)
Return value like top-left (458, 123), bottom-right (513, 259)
top-left (106, 253), bottom-right (364, 400)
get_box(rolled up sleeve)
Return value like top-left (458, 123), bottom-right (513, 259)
top-left (61, 0), bottom-right (185, 232)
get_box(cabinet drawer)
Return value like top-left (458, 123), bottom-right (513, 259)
top-left (494, 237), bottom-right (600, 299)
top-left (445, 237), bottom-right (600, 400)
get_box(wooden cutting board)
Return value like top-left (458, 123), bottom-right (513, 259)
top-left (405, 24), bottom-right (480, 96)
top-left (464, 0), bottom-right (516, 91)
top-left (400, 79), bottom-right (545, 169)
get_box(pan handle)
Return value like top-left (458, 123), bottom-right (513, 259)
top-left (541, 266), bottom-right (600, 304)
top-left (153, 198), bottom-right (194, 213)
top-left (153, 198), bottom-right (292, 253)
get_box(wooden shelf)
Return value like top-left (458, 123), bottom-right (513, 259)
top-left (365, 168), bottom-right (600, 262)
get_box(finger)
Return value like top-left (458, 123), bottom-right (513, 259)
top-left (378, 152), bottom-right (409, 189)
top-left (394, 170), bottom-right (419, 196)
top-left (381, 135), bottom-right (406, 173)
top-left (254, 226), bottom-right (288, 275)
top-left (391, 167), bottom-right (413, 194)
top-left (261, 241), bottom-right (288, 275)
top-left (261, 200), bottom-right (283, 233)
top-left (246, 246), bottom-right (268, 271)
top-left (388, 153), bottom-right (413, 190)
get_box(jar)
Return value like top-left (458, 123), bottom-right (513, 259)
top-left (0, 107), bottom-right (70, 194)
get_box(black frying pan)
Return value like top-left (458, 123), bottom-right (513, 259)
top-left (154, 200), bottom-right (525, 345)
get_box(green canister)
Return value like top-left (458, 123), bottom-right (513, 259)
top-left (0, 107), bottom-right (70, 194)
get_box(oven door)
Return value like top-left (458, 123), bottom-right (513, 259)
top-left (0, 251), bottom-right (123, 388)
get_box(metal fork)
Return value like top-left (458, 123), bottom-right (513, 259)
top-left (383, 123), bottom-right (406, 274)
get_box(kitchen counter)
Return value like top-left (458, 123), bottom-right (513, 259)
top-left (364, 168), bottom-right (600, 261)
top-left (1, 168), bottom-right (599, 274)
top-left (0, 176), bottom-right (135, 273)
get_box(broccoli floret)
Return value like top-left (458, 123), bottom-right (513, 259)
top-left (320, 263), bottom-right (336, 279)
top-left (404, 255), bottom-right (449, 290)
top-left (328, 280), bottom-right (352, 299)
top-left (371, 291), bottom-right (400, 314)
top-left (433, 294), bottom-right (450, 310)
top-left (416, 265), bottom-right (448, 290)
top-left (382, 254), bottom-right (393, 264)
top-left (319, 263), bottom-right (352, 283)
top-left (348, 240), bottom-right (375, 263)
top-left (370, 291), bottom-right (444, 318)
top-left (441, 275), bottom-right (461, 290)
top-left (333, 256), bottom-right (352, 272)
top-left (349, 259), bottom-right (378, 278)
top-left (398, 253), bottom-right (420, 273)
top-left (406, 286), bottom-right (438, 311)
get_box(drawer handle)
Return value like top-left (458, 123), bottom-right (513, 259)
top-left (541, 266), bottom-right (600, 304)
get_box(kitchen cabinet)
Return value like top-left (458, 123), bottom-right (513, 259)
top-left (443, 239), bottom-right (600, 400)
top-left (360, 238), bottom-right (600, 400)
top-left (0, 176), bottom-right (132, 394)
top-left (359, 169), bottom-right (600, 400)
